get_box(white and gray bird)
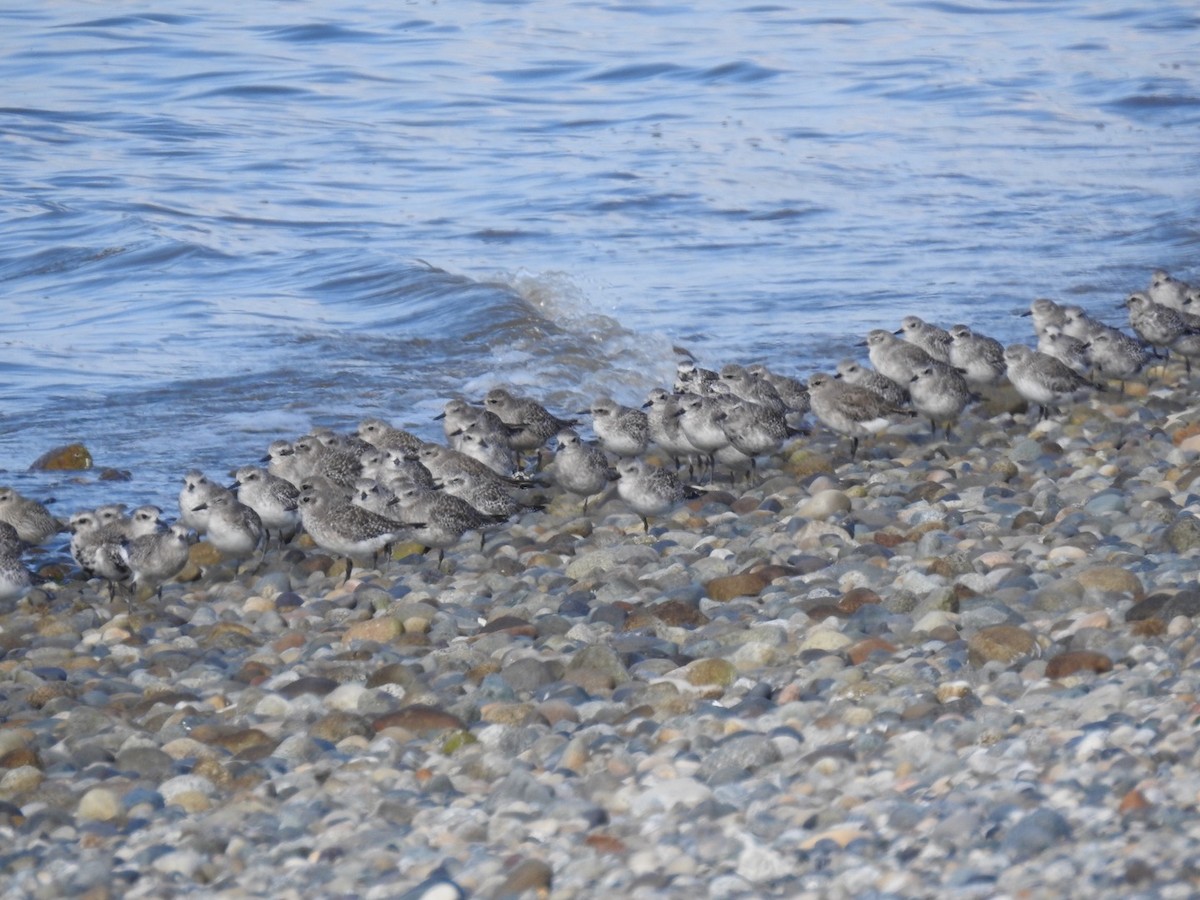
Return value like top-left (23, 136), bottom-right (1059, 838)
top-left (896, 316), bottom-right (952, 363)
top-left (863, 329), bottom-right (936, 387)
top-left (1084, 328), bottom-right (1147, 390)
top-left (584, 396), bottom-right (650, 458)
top-left (69, 510), bottom-right (132, 598)
top-left (191, 492), bottom-right (264, 570)
top-left (614, 458), bottom-right (696, 532)
top-left (0, 522), bottom-right (33, 605)
top-left (642, 388), bottom-right (697, 470)
top-left (298, 489), bottom-right (422, 580)
top-left (946, 325), bottom-right (1007, 387)
top-left (1023, 298), bottom-right (1067, 337)
top-left (1038, 324), bottom-right (1090, 374)
top-left (121, 523), bottom-right (193, 601)
top-left (835, 358), bottom-right (909, 407)
top-left (1003, 344), bottom-right (1098, 420)
top-left (178, 471), bottom-right (228, 535)
top-left (1148, 269), bottom-right (1191, 310)
top-left (389, 481), bottom-right (504, 566)
top-left (357, 417), bottom-right (425, 456)
top-left (551, 429), bottom-right (612, 513)
top-left (909, 364), bottom-right (973, 439)
top-left (0, 487), bottom-right (63, 545)
top-left (232, 465), bottom-right (301, 546)
top-left (482, 388), bottom-right (578, 458)
top-left (809, 372), bottom-right (910, 458)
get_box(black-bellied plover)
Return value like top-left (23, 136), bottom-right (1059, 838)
top-left (1149, 269), bottom-right (1191, 310)
top-left (0, 487), bottom-right (63, 546)
top-left (583, 397), bottom-right (650, 458)
top-left (121, 523), bottom-right (193, 601)
top-left (453, 425), bottom-right (519, 477)
top-left (834, 358), bottom-right (909, 407)
top-left (718, 397), bottom-right (792, 476)
top-left (263, 439), bottom-right (305, 488)
top-left (1022, 298), bottom-right (1067, 337)
top-left (1084, 329), bottom-right (1147, 390)
top-left (863, 329), bottom-right (936, 387)
top-left (1003, 344), bottom-right (1098, 420)
top-left (352, 477), bottom-right (400, 516)
top-left (311, 427), bottom-right (373, 458)
top-left (69, 510), bottom-right (131, 598)
top-left (746, 364), bottom-right (811, 423)
top-left (482, 388), bottom-right (577, 461)
top-left (551, 429), bottom-right (611, 513)
top-left (808, 372), bottom-right (910, 458)
top-left (675, 392), bottom-right (733, 482)
top-left (1037, 324), bottom-right (1090, 374)
top-left (674, 359), bottom-right (719, 395)
top-left (1059, 305), bottom-right (1106, 343)
top-left (297, 488), bottom-right (422, 580)
top-left (357, 417), bottom-right (425, 456)
top-left (719, 364), bottom-right (786, 412)
top-left (909, 364), bottom-right (973, 438)
top-left (946, 325), bottom-right (1006, 387)
top-left (415, 442), bottom-right (522, 491)
top-left (379, 448), bottom-right (439, 491)
top-left (437, 399), bottom-right (510, 452)
top-left (389, 480), bottom-right (503, 566)
top-left (178, 471), bottom-right (227, 534)
top-left (642, 388), bottom-right (697, 470)
top-left (190, 491), bottom-right (264, 569)
top-left (292, 435), bottom-right (362, 489)
top-left (232, 465), bottom-right (300, 546)
top-left (440, 471), bottom-right (544, 519)
top-left (896, 316), bottom-right (952, 363)
top-left (614, 457), bottom-right (696, 532)
top-left (0, 522), bottom-right (32, 605)
top-left (1125, 291), bottom-right (1198, 369)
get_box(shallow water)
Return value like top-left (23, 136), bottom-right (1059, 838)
top-left (1, 0), bottom-right (1197, 514)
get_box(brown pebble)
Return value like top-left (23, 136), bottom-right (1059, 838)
top-left (1130, 618), bottom-right (1167, 637)
top-left (535, 699), bottom-right (580, 726)
top-left (806, 604), bottom-right (848, 621)
top-left (873, 531), bottom-right (908, 548)
top-left (465, 661), bottom-right (503, 684)
top-left (847, 637), bottom-right (896, 666)
top-left (366, 662), bottom-right (423, 690)
top-left (27, 682), bottom-right (75, 708)
top-left (967, 624), bottom-right (1038, 666)
top-left (478, 615), bottom-right (537, 637)
top-left (187, 541), bottom-right (223, 568)
top-left (277, 676), bottom-right (339, 698)
top-left (273, 632), bottom-right (306, 653)
top-left (0, 748), bottom-right (41, 770)
top-left (343, 617), bottom-right (403, 644)
top-left (29, 442), bottom-right (93, 471)
top-left (838, 587), bottom-right (881, 613)
top-left (705, 572), bottom-right (768, 602)
top-left (496, 858), bottom-right (553, 897)
top-left (1045, 650), bottom-right (1113, 679)
top-left (584, 833), bottom-right (627, 855)
top-left (1076, 566), bottom-right (1144, 599)
top-left (1118, 787), bottom-right (1152, 815)
top-left (372, 704), bottom-right (467, 735)
top-left (683, 658), bottom-right (737, 687)
top-left (627, 599), bottom-right (709, 629)
top-left (198, 727), bottom-right (275, 756)
top-left (309, 711), bottom-right (373, 743)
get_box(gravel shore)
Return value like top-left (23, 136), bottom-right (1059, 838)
top-left (4, 374), bottom-right (1200, 899)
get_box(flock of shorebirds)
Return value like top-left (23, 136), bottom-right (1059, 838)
top-left (0, 269), bottom-right (1194, 607)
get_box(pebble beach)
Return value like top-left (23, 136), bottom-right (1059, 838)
top-left (3, 357), bottom-right (1200, 899)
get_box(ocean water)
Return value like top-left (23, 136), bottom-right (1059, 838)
top-left (1, 0), bottom-right (1198, 516)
